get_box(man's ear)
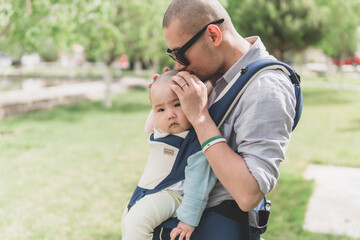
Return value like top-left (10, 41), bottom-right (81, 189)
top-left (207, 25), bottom-right (222, 47)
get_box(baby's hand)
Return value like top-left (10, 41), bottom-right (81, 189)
top-left (170, 221), bottom-right (195, 240)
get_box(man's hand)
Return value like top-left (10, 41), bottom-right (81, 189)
top-left (148, 67), bottom-right (170, 88)
top-left (170, 221), bottom-right (195, 240)
top-left (170, 71), bottom-right (209, 126)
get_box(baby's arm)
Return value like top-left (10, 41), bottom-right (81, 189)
top-left (175, 150), bottom-right (218, 228)
top-left (170, 221), bottom-right (195, 240)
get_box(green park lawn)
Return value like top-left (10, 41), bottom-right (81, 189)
top-left (0, 84), bottom-right (359, 240)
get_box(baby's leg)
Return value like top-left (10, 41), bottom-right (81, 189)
top-left (121, 190), bottom-right (182, 240)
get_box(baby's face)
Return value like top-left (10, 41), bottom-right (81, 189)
top-left (151, 84), bottom-right (191, 134)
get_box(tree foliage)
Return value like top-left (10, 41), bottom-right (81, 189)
top-left (65, 0), bottom-right (171, 107)
top-left (226, 0), bottom-right (328, 60)
top-left (315, 0), bottom-right (360, 58)
top-left (0, 0), bottom-right (172, 67)
top-left (0, 0), bottom-right (173, 108)
top-left (0, 0), bottom-right (83, 63)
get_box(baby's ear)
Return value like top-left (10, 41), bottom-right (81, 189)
top-left (144, 110), bottom-right (155, 133)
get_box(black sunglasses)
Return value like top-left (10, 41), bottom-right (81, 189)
top-left (166, 18), bottom-right (224, 66)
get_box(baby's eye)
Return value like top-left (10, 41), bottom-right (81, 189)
top-left (157, 108), bottom-right (165, 112)
top-left (174, 103), bottom-right (181, 107)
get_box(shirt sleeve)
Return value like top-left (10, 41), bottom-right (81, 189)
top-left (233, 70), bottom-right (296, 194)
top-left (176, 151), bottom-right (217, 227)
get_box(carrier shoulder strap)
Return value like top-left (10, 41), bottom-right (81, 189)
top-left (210, 58), bottom-right (302, 131)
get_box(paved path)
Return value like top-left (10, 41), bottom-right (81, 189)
top-left (302, 81), bottom-right (360, 92)
top-left (0, 76), bottom-right (148, 119)
top-left (303, 164), bottom-right (360, 239)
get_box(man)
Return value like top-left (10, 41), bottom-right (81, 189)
top-left (154, 0), bottom-right (297, 239)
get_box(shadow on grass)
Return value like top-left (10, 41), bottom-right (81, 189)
top-left (340, 118), bottom-right (360, 132)
top-left (302, 88), bottom-right (353, 106)
top-left (9, 89), bottom-right (150, 123)
top-left (90, 231), bottom-right (122, 240)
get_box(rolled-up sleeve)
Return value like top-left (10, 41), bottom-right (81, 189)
top-left (224, 70), bottom-right (296, 194)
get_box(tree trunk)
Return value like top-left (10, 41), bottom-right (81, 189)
top-left (115, 66), bottom-right (122, 79)
top-left (134, 59), bottom-right (142, 76)
top-left (272, 49), bottom-right (284, 62)
top-left (297, 51), bottom-right (305, 78)
top-left (103, 64), bottom-right (113, 108)
top-left (337, 51), bottom-right (346, 91)
top-left (325, 57), bottom-right (331, 82)
top-left (0, 22), bottom-right (11, 37)
top-left (26, 0), bottom-right (33, 15)
top-left (82, 63), bottom-right (89, 78)
top-left (68, 64), bottom-right (75, 78)
top-left (151, 58), bottom-right (160, 74)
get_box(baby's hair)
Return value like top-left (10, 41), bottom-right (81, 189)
top-left (149, 70), bottom-right (179, 99)
top-left (153, 70), bottom-right (179, 85)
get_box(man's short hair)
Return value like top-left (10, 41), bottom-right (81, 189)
top-left (163, 0), bottom-right (231, 35)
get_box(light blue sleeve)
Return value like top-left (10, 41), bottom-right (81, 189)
top-left (176, 151), bottom-right (218, 227)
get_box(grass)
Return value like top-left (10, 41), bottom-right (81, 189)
top-left (262, 86), bottom-right (360, 240)
top-left (1, 85), bottom-right (360, 240)
top-left (285, 87), bottom-right (360, 173)
top-left (0, 89), bottom-right (151, 240)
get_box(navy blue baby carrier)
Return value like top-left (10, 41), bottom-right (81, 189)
top-left (128, 59), bottom-right (303, 238)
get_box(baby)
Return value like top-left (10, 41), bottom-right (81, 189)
top-left (121, 70), bottom-right (216, 240)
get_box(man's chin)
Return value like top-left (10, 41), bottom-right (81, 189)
top-left (186, 70), bottom-right (210, 83)
top-left (195, 74), bottom-right (208, 83)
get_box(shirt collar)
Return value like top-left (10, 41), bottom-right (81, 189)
top-left (221, 36), bottom-right (274, 84)
top-left (210, 36), bottom-right (276, 103)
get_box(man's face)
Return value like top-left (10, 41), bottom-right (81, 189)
top-left (163, 19), bottom-right (219, 82)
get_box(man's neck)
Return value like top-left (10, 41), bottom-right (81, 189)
top-left (211, 33), bottom-right (251, 83)
top-left (225, 34), bottom-right (251, 70)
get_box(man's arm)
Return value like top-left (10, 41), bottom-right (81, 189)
top-left (191, 118), bottom-right (264, 211)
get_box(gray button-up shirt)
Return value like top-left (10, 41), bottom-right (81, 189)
top-left (207, 36), bottom-right (296, 207)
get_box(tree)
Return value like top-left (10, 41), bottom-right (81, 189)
top-left (315, 0), bottom-right (360, 60)
top-left (226, 0), bottom-right (328, 61)
top-left (1, 0), bottom-right (172, 108)
top-left (0, 0), bottom-right (39, 54)
top-left (0, 1), bottom-right (76, 60)
top-left (71, 0), bottom-right (171, 107)
top-left (313, 0), bottom-right (360, 86)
